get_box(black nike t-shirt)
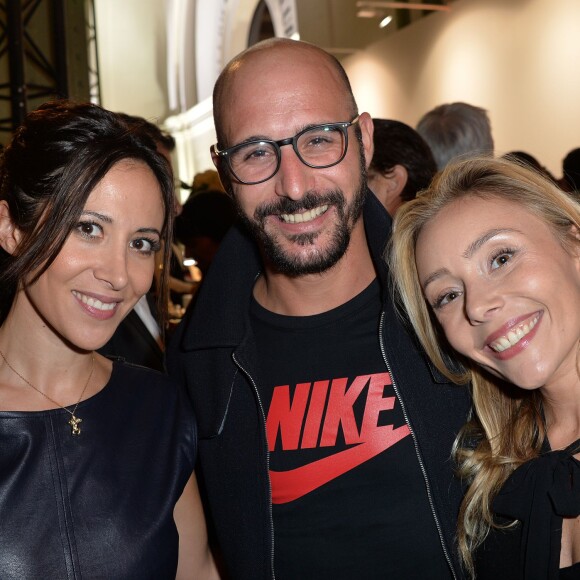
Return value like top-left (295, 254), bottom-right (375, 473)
top-left (250, 279), bottom-right (451, 579)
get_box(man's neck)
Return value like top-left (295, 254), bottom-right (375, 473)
top-left (253, 222), bottom-right (376, 316)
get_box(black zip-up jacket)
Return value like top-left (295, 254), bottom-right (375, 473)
top-left (167, 191), bottom-right (470, 579)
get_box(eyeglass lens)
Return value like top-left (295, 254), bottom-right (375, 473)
top-left (229, 124), bottom-right (347, 184)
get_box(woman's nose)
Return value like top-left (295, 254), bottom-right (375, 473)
top-left (93, 247), bottom-right (129, 290)
top-left (464, 282), bottom-right (504, 324)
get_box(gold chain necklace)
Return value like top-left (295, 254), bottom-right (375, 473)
top-left (0, 349), bottom-right (94, 436)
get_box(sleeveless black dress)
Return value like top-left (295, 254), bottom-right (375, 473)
top-left (0, 361), bottom-right (196, 579)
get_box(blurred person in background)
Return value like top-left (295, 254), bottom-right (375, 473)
top-left (561, 147), bottom-right (580, 196)
top-left (501, 150), bottom-right (558, 184)
top-left (417, 102), bottom-right (494, 171)
top-left (174, 189), bottom-right (237, 277)
top-left (368, 118), bottom-right (437, 215)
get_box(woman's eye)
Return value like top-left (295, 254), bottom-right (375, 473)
top-left (490, 251), bottom-right (514, 270)
top-left (433, 290), bottom-right (461, 309)
top-left (76, 221), bottom-right (102, 238)
top-left (130, 237), bottom-right (160, 254)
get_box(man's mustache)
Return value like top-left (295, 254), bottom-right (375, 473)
top-left (254, 190), bottom-right (345, 221)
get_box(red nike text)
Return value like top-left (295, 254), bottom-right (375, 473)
top-left (266, 373), bottom-right (411, 503)
top-left (267, 373), bottom-right (398, 451)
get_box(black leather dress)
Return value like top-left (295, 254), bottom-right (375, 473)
top-left (0, 361), bottom-right (196, 579)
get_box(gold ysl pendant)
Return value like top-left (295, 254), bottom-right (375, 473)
top-left (68, 415), bottom-right (82, 436)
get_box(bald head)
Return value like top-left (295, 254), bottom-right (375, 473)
top-left (212, 38), bottom-right (358, 148)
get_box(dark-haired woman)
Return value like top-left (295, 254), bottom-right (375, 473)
top-left (0, 101), bottom-right (218, 579)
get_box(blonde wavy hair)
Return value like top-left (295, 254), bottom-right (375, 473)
top-left (387, 155), bottom-right (580, 577)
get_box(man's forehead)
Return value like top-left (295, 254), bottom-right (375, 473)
top-left (227, 46), bottom-right (336, 88)
top-left (221, 101), bottom-right (350, 147)
top-left (217, 52), bottom-right (348, 141)
top-left (221, 43), bottom-right (346, 102)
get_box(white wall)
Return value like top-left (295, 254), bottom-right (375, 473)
top-left (342, 0), bottom-right (580, 176)
top-left (95, 0), bottom-right (169, 121)
top-left (94, 0), bottom-right (580, 177)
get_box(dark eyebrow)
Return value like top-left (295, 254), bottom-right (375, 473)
top-left (81, 211), bottom-right (161, 237)
top-left (462, 228), bottom-right (522, 259)
top-left (137, 227), bottom-right (161, 236)
top-left (82, 210), bottom-right (112, 223)
top-left (233, 135), bottom-right (273, 146)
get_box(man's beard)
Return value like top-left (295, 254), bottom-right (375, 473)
top-left (234, 154), bottom-right (367, 277)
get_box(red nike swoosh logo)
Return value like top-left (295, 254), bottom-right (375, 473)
top-left (270, 423), bottom-right (410, 504)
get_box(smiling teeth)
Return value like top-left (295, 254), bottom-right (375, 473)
top-left (280, 205), bottom-right (329, 224)
top-left (489, 316), bottom-right (539, 352)
top-left (73, 291), bottom-right (116, 311)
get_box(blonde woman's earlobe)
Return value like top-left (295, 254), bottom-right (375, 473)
top-left (0, 200), bottom-right (21, 254)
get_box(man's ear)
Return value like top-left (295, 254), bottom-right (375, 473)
top-left (0, 200), bottom-right (22, 254)
top-left (385, 164), bottom-right (408, 198)
top-left (210, 146), bottom-right (233, 197)
top-left (371, 165), bottom-right (409, 216)
top-left (210, 145), bottom-right (221, 171)
top-left (357, 112), bottom-right (374, 170)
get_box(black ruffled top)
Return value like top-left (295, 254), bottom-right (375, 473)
top-left (489, 438), bottom-right (580, 580)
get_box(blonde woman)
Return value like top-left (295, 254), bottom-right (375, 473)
top-left (389, 156), bottom-right (580, 579)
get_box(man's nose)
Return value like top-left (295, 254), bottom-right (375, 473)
top-left (273, 145), bottom-right (315, 200)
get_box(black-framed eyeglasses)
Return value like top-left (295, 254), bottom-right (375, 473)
top-left (212, 115), bottom-right (360, 185)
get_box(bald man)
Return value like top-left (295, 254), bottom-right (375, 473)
top-left (168, 38), bottom-right (469, 580)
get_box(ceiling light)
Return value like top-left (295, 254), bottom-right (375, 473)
top-left (356, 9), bottom-right (381, 18)
top-left (379, 15), bottom-right (393, 28)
